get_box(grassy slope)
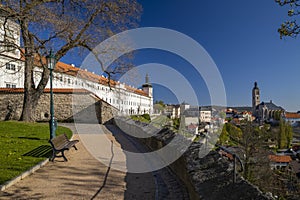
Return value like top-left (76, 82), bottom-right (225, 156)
top-left (0, 121), bottom-right (72, 184)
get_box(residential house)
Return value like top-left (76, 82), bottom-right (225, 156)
top-left (199, 107), bottom-right (212, 123)
top-left (284, 112), bottom-right (300, 127)
top-left (269, 155), bottom-right (292, 170)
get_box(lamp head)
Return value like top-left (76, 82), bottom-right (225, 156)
top-left (46, 50), bottom-right (56, 70)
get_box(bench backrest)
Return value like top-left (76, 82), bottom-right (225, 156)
top-left (50, 134), bottom-right (69, 148)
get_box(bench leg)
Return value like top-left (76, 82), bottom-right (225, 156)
top-left (50, 149), bottom-right (56, 162)
top-left (62, 151), bottom-right (68, 162)
top-left (73, 145), bottom-right (78, 150)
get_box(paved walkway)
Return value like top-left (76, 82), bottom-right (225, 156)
top-left (0, 124), bottom-right (128, 200)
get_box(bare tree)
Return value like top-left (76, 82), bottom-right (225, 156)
top-left (275, 0), bottom-right (300, 38)
top-left (0, 0), bottom-right (141, 121)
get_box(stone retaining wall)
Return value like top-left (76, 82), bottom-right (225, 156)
top-left (0, 91), bottom-right (118, 124)
top-left (114, 117), bottom-right (271, 200)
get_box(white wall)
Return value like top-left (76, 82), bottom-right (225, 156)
top-left (200, 110), bottom-right (211, 123)
top-left (0, 16), bottom-right (153, 115)
top-left (0, 58), bottom-right (153, 115)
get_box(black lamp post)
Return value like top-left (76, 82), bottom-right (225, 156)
top-left (46, 51), bottom-right (57, 139)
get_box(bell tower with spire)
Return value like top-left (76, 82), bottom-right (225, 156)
top-left (252, 82), bottom-right (260, 112)
top-left (142, 73), bottom-right (153, 98)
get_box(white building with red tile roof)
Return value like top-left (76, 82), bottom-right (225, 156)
top-left (283, 112), bottom-right (300, 127)
top-left (0, 17), bottom-right (153, 116)
top-left (268, 155), bottom-right (292, 170)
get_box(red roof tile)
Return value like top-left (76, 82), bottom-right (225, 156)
top-left (0, 88), bottom-right (91, 94)
top-left (285, 112), bottom-right (300, 119)
top-left (268, 155), bottom-right (292, 163)
top-left (15, 52), bottom-right (149, 97)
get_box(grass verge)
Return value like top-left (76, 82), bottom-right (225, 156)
top-left (0, 121), bottom-right (72, 185)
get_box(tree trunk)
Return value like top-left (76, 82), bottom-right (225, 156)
top-left (19, 19), bottom-right (48, 122)
top-left (20, 54), bottom-right (37, 122)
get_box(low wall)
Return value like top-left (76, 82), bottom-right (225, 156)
top-left (114, 117), bottom-right (200, 199)
top-left (114, 117), bottom-right (271, 200)
top-left (0, 89), bottom-right (118, 124)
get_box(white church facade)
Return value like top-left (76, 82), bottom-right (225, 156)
top-left (0, 15), bottom-right (153, 116)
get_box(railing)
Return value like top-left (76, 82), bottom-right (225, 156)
top-left (216, 145), bottom-right (244, 183)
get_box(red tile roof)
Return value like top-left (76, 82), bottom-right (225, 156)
top-left (0, 88), bottom-right (91, 94)
top-left (285, 112), bottom-right (300, 119)
top-left (219, 150), bottom-right (233, 161)
top-left (268, 155), bottom-right (292, 163)
top-left (17, 52), bottom-right (149, 97)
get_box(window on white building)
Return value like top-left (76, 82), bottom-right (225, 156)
top-left (6, 63), bottom-right (16, 70)
top-left (6, 83), bottom-right (16, 88)
top-left (4, 27), bottom-right (17, 54)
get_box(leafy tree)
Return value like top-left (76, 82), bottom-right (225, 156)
top-left (278, 119), bottom-right (293, 148)
top-left (217, 123), bottom-right (242, 145)
top-left (226, 123), bottom-right (243, 142)
top-left (142, 114), bottom-right (151, 121)
top-left (274, 110), bottom-right (283, 121)
top-left (218, 125), bottom-right (229, 145)
top-left (275, 0), bottom-right (300, 38)
top-left (172, 118), bottom-right (180, 130)
top-left (278, 119), bottom-right (287, 148)
top-left (0, 0), bottom-right (141, 121)
top-left (285, 122), bottom-right (293, 147)
top-left (154, 100), bottom-right (165, 107)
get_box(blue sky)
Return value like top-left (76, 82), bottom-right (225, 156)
top-left (63, 0), bottom-right (300, 111)
top-left (135, 0), bottom-right (300, 111)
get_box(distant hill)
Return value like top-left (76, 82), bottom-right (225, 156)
top-left (200, 106), bottom-right (252, 112)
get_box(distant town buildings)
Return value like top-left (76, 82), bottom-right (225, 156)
top-left (283, 112), bottom-right (300, 127)
top-left (252, 82), bottom-right (285, 123)
top-left (200, 107), bottom-right (212, 123)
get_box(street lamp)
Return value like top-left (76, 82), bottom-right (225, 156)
top-left (47, 50), bottom-right (57, 139)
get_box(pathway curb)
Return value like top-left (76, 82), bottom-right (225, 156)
top-left (0, 125), bottom-right (76, 192)
top-left (0, 158), bottom-right (49, 191)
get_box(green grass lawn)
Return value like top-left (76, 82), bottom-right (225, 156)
top-left (0, 121), bottom-right (72, 185)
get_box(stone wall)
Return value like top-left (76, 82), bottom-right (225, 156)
top-left (0, 90), bottom-right (118, 124)
top-left (114, 117), bottom-right (271, 200)
top-left (0, 92), bottom-right (23, 121)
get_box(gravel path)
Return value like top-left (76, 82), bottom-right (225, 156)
top-left (0, 123), bottom-right (158, 200)
top-left (0, 123), bottom-right (188, 200)
top-left (0, 132), bottom-right (127, 199)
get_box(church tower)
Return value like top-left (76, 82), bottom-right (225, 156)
top-left (142, 73), bottom-right (153, 114)
top-left (142, 73), bottom-right (153, 98)
top-left (252, 82), bottom-right (260, 110)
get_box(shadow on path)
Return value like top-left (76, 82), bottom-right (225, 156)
top-left (105, 125), bottom-right (156, 200)
top-left (90, 140), bottom-right (114, 200)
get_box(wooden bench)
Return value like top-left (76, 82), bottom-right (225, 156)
top-left (49, 134), bottom-right (79, 161)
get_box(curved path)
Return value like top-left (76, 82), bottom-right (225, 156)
top-left (105, 124), bottom-right (189, 200)
top-left (0, 123), bottom-right (188, 200)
